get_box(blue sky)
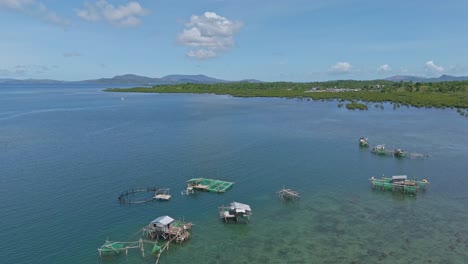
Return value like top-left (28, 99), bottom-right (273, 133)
top-left (1, 0), bottom-right (467, 81)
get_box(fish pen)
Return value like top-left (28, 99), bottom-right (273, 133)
top-left (277, 188), bottom-right (300, 201)
top-left (98, 239), bottom-right (144, 257)
top-left (370, 175), bottom-right (429, 195)
top-left (186, 178), bottom-right (234, 193)
top-left (118, 187), bottom-right (170, 204)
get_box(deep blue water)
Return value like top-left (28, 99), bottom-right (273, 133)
top-left (1, 84), bottom-right (467, 264)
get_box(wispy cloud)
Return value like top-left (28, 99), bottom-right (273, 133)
top-left (377, 64), bottom-right (392, 74)
top-left (0, 0), bottom-right (34, 10)
top-left (177, 12), bottom-right (242, 60)
top-left (424, 60), bottom-right (444, 74)
top-left (75, 0), bottom-right (149, 27)
top-left (63, 52), bottom-right (82, 58)
top-left (186, 49), bottom-right (217, 60)
top-left (447, 64), bottom-right (467, 75)
top-left (329, 62), bottom-right (352, 74)
top-left (0, 64), bottom-right (54, 77)
top-left (0, 0), bottom-right (70, 28)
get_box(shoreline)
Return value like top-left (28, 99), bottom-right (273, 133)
top-left (104, 81), bottom-right (468, 115)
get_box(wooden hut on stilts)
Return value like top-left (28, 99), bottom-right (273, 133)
top-left (219, 202), bottom-right (252, 223)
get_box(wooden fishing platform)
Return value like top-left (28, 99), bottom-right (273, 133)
top-left (100, 216), bottom-right (193, 264)
top-left (277, 188), bottom-right (300, 201)
top-left (219, 202), bottom-right (252, 223)
top-left (143, 216), bottom-right (192, 242)
top-left (370, 175), bottom-right (429, 195)
top-left (187, 178), bottom-right (234, 193)
top-left (153, 188), bottom-right (171, 201)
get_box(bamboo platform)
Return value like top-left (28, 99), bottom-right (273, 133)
top-left (187, 178), bottom-right (234, 193)
top-left (277, 188), bottom-right (300, 201)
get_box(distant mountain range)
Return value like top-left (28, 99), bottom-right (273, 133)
top-left (0, 74), bottom-right (262, 85)
top-left (2, 73), bottom-right (467, 85)
top-left (385, 74), bottom-right (468, 82)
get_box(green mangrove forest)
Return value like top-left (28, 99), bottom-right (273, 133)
top-left (106, 80), bottom-right (468, 115)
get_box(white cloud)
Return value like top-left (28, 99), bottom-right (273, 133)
top-left (425, 60), bottom-right (444, 74)
top-left (329, 62), bottom-right (352, 74)
top-left (186, 49), bottom-right (217, 60)
top-left (0, 0), bottom-right (70, 28)
top-left (76, 0), bottom-right (148, 27)
top-left (0, 0), bottom-right (34, 10)
top-left (377, 64), bottom-right (392, 74)
top-left (177, 12), bottom-right (242, 59)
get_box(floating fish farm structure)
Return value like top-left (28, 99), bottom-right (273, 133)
top-left (359, 137), bottom-right (369, 147)
top-left (370, 175), bottom-right (429, 195)
top-left (118, 187), bottom-right (171, 204)
top-left (186, 178), bottom-right (234, 193)
top-left (362, 138), bottom-right (428, 159)
top-left (371, 144), bottom-right (387, 155)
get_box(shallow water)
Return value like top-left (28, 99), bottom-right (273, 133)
top-left (1, 84), bottom-right (467, 264)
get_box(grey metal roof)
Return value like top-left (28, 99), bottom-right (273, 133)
top-left (230, 202), bottom-right (251, 212)
top-left (151, 215), bottom-right (174, 225)
top-left (392, 175), bottom-right (408, 180)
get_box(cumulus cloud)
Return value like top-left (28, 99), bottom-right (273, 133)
top-left (329, 62), bottom-right (352, 74)
top-left (177, 12), bottom-right (242, 59)
top-left (0, 0), bottom-right (70, 28)
top-left (377, 64), bottom-right (391, 74)
top-left (425, 60), bottom-right (444, 74)
top-left (76, 0), bottom-right (148, 27)
top-left (63, 52), bottom-right (82, 57)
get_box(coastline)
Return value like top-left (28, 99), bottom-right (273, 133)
top-left (104, 81), bottom-right (468, 114)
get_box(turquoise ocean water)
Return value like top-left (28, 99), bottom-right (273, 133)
top-left (1, 84), bottom-right (467, 264)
